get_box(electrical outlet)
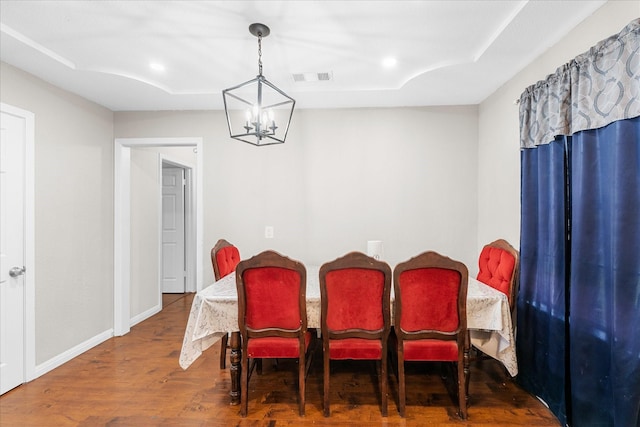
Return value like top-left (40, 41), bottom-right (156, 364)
top-left (265, 226), bottom-right (274, 238)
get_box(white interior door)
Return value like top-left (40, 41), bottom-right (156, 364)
top-left (0, 109), bottom-right (26, 394)
top-left (161, 166), bottom-right (185, 293)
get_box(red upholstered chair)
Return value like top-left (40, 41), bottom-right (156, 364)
top-left (211, 239), bottom-right (241, 369)
top-left (319, 251), bottom-right (392, 417)
top-left (393, 251), bottom-right (469, 419)
top-left (235, 250), bottom-right (313, 417)
top-left (476, 239), bottom-right (519, 317)
top-left (473, 239), bottom-right (519, 364)
top-left (212, 238), bottom-right (241, 281)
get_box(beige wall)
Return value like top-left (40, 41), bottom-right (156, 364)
top-left (130, 148), bottom-right (160, 318)
top-left (476, 1), bottom-right (639, 255)
top-left (0, 62), bottom-right (114, 364)
top-left (115, 106), bottom-right (480, 284)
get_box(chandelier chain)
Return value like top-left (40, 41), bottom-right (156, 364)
top-left (257, 34), bottom-right (263, 76)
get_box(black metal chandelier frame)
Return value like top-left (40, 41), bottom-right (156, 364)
top-left (222, 23), bottom-right (295, 146)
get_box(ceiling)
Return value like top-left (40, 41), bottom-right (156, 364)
top-left (0, 0), bottom-right (607, 111)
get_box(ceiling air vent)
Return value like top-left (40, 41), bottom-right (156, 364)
top-left (292, 72), bottom-right (333, 83)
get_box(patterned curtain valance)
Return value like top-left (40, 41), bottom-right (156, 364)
top-left (519, 19), bottom-right (640, 149)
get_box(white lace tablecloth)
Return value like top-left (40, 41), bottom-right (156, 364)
top-left (466, 278), bottom-right (518, 376)
top-left (179, 267), bottom-right (517, 376)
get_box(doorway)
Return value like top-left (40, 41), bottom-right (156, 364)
top-left (161, 159), bottom-right (194, 294)
top-left (114, 137), bottom-right (203, 336)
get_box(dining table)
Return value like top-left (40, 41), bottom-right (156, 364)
top-left (179, 266), bottom-right (518, 404)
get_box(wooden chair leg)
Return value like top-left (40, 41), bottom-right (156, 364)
top-left (219, 333), bottom-right (228, 369)
top-left (323, 349), bottom-right (330, 417)
top-left (240, 352), bottom-right (249, 417)
top-left (299, 352), bottom-right (306, 416)
top-left (380, 354), bottom-right (388, 416)
top-left (458, 360), bottom-right (468, 419)
top-left (398, 356), bottom-right (406, 417)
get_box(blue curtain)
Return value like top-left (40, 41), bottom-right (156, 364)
top-left (569, 117), bottom-right (640, 427)
top-left (518, 117), bottom-right (640, 427)
top-left (518, 19), bottom-right (639, 427)
top-left (518, 137), bottom-right (569, 425)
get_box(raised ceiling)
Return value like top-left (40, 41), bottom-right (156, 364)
top-left (0, 0), bottom-right (607, 111)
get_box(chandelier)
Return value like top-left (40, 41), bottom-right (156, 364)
top-left (222, 23), bottom-right (295, 146)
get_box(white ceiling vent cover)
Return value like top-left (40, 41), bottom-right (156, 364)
top-left (293, 72), bottom-right (333, 82)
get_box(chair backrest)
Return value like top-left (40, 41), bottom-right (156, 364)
top-left (320, 251), bottom-right (392, 340)
top-left (394, 251), bottom-right (468, 342)
top-left (236, 250), bottom-right (307, 339)
top-left (211, 239), bottom-right (241, 280)
top-left (476, 239), bottom-right (519, 312)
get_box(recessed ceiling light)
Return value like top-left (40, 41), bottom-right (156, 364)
top-left (382, 57), bottom-right (397, 68)
top-left (149, 62), bottom-right (165, 72)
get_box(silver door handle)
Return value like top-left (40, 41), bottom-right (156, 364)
top-left (9, 267), bottom-right (26, 278)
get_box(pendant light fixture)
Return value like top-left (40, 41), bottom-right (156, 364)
top-left (222, 23), bottom-right (295, 146)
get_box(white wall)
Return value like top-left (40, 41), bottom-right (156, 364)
top-left (477, 1), bottom-right (639, 256)
top-left (0, 62), bottom-right (114, 364)
top-left (115, 106), bottom-right (479, 283)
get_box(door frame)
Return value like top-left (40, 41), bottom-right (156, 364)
top-left (160, 156), bottom-right (195, 294)
top-left (0, 102), bottom-right (36, 383)
top-left (114, 137), bottom-right (203, 336)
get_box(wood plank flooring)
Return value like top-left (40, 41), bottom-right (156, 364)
top-left (0, 293), bottom-right (561, 426)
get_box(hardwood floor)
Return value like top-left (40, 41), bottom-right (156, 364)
top-left (0, 293), bottom-right (561, 426)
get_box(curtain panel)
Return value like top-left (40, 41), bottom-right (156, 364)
top-left (569, 117), bottom-right (640, 426)
top-left (519, 19), bottom-right (639, 149)
top-left (518, 137), bottom-right (569, 424)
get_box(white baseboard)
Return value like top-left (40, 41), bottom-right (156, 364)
top-left (129, 302), bottom-right (161, 328)
top-left (28, 303), bottom-right (161, 382)
top-left (31, 329), bottom-right (113, 381)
